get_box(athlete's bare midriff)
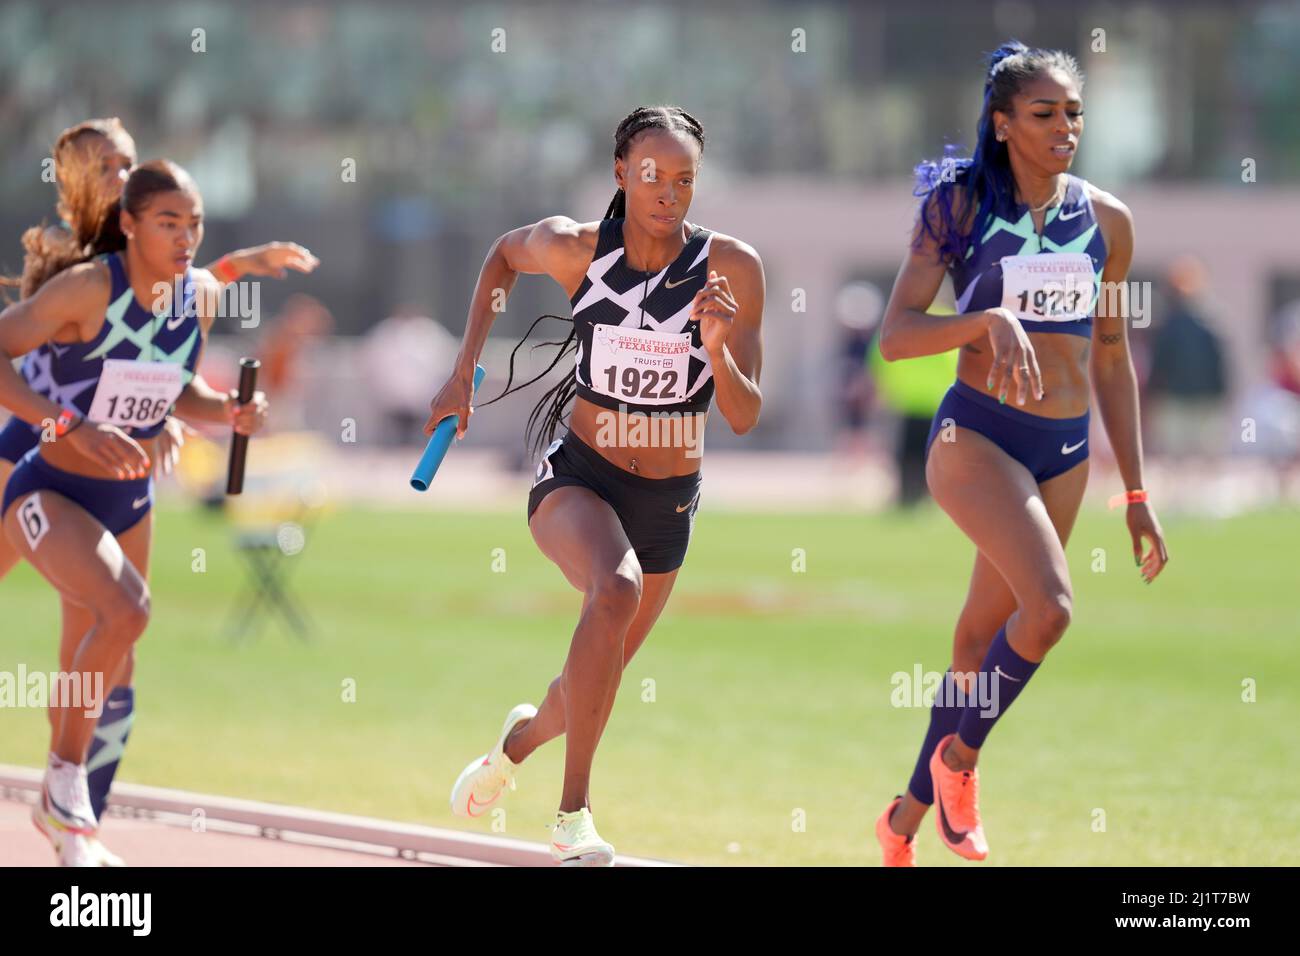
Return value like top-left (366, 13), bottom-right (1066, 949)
top-left (568, 397), bottom-right (705, 479)
top-left (955, 329), bottom-right (1091, 418)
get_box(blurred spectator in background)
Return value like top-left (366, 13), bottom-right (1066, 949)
top-left (1269, 301), bottom-right (1300, 400)
top-left (833, 281), bottom-right (884, 459)
top-left (869, 302), bottom-right (958, 507)
top-left (1146, 256), bottom-right (1228, 461)
top-left (1236, 301), bottom-right (1300, 494)
top-left (184, 294), bottom-right (332, 451)
top-left (361, 304), bottom-right (457, 446)
top-left (260, 294), bottom-right (336, 431)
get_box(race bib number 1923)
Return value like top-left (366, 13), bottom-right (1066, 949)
top-left (1000, 253), bottom-right (1096, 322)
top-left (589, 324), bottom-right (691, 405)
top-left (87, 359), bottom-right (183, 430)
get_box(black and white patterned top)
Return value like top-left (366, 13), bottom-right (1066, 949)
top-left (570, 217), bottom-right (716, 415)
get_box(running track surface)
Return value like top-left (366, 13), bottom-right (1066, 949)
top-left (0, 770), bottom-right (673, 867)
top-left (0, 799), bottom-right (431, 867)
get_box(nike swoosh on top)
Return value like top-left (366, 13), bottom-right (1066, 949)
top-left (1057, 207), bottom-right (1086, 221)
top-left (165, 314), bottom-right (187, 331)
top-left (1061, 438), bottom-right (1087, 455)
top-left (663, 273), bottom-right (700, 290)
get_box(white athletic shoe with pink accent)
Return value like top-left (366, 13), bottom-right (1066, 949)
top-left (549, 807), bottom-right (615, 867)
top-left (40, 754), bottom-right (97, 834)
top-left (31, 800), bottom-right (101, 867)
top-left (449, 703), bottom-right (537, 818)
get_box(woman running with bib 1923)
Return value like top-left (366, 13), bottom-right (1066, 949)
top-left (426, 105), bottom-right (764, 865)
top-left (873, 42), bottom-right (1169, 866)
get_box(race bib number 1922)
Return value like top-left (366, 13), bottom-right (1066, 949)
top-left (589, 324), bottom-right (691, 405)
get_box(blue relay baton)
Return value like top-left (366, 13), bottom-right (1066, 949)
top-left (410, 364), bottom-right (485, 491)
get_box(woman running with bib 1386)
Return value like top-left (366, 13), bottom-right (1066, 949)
top-left (0, 118), bottom-right (314, 581)
top-left (0, 119), bottom-right (313, 867)
top-left (873, 42), bottom-right (1169, 866)
top-left (0, 161), bottom-right (270, 866)
top-left (426, 105), bottom-right (764, 865)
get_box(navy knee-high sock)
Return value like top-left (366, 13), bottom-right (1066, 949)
top-left (87, 686), bottom-right (134, 821)
top-left (905, 670), bottom-right (965, 805)
top-left (955, 626), bottom-right (1039, 750)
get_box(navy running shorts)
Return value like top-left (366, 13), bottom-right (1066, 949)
top-left (925, 379), bottom-right (1090, 484)
top-left (2, 448), bottom-right (154, 537)
top-left (0, 416), bottom-right (40, 465)
top-left (527, 429), bottom-right (702, 574)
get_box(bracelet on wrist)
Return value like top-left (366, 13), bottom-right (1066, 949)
top-left (53, 408), bottom-right (83, 437)
top-left (212, 255), bottom-right (241, 284)
top-left (1107, 488), bottom-right (1148, 509)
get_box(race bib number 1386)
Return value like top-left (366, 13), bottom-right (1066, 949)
top-left (87, 359), bottom-right (183, 429)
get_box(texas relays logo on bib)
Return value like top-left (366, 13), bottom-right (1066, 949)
top-left (1000, 252), bottom-right (1096, 322)
top-left (589, 324), bottom-right (692, 404)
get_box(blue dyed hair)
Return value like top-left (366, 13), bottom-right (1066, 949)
top-left (913, 40), bottom-right (1084, 265)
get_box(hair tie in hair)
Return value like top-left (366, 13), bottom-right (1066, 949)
top-left (989, 54), bottom-right (1019, 80)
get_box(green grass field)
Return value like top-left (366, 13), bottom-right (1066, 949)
top-left (1, 502), bottom-right (1296, 865)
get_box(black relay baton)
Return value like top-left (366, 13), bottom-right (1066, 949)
top-left (226, 357), bottom-right (260, 495)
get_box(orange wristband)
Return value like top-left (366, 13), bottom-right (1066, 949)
top-left (53, 408), bottom-right (82, 437)
top-left (1107, 488), bottom-right (1148, 509)
top-left (212, 255), bottom-right (240, 284)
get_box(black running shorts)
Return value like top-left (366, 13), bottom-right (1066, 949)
top-left (526, 430), bottom-right (702, 574)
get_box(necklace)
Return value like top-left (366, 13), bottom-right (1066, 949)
top-left (1019, 179), bottom-right (1066, 251)
top-left (622, 222), bottom-right (668, 474)
top-left (1021, 178), bottom-right (1065, 213)
top-left (624, 225), bottom-right (654, 329)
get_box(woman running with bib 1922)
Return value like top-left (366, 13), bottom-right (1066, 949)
top-left (426, 105), bottom-right (764, 865)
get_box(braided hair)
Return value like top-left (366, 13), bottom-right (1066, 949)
top-left (479, 105), bottom-right (706, 458)
top-left (913, 40), bottom-right (1084, 266)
